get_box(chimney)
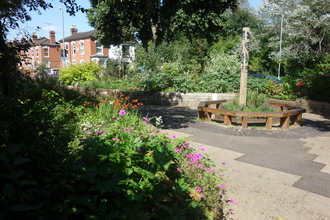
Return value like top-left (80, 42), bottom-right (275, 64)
top-left (70, 25), bottom-right (77, 35)
top-left (50, 31), bottom-right (55, 44)
top-left (32, 32), bottom-right (38, 42)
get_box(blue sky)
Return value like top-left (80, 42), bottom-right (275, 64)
top-left (8, 0), bottom-right (262, 41)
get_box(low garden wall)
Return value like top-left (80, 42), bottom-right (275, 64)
top-left (65, 86), bottom-right (330, 116)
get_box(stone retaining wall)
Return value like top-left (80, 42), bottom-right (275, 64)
top-left (66, 86), bottom-right (330, 116)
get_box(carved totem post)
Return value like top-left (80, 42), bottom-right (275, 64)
top-left (239, 27), bottom-right (250, 106)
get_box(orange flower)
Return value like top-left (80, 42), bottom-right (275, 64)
top-left (132, 105), bottom-right (137, 108)
top-left (83, 104), bottom-right (86, 106)
top-left (124, 96), bottom-right (129, 101)
top-left (119, 94), bottom-right (124, 98)
top-left (137, 102), bottom-right (144, 106)
top-left (131, 99), bottom-right (138, 103)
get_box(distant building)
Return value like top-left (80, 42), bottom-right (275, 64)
top-left (20, 31), bottom-right (61, 74)
top-left (20, 25), bottom-right (136, 74)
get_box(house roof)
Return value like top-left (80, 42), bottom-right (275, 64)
top-left (31, 37), bottom-right (59, 46)
top-left (59, 30), bottom-right (96, 42)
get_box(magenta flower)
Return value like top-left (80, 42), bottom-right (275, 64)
top-left (205, 168), bottom-right (211, 172)
top-left (130, 125), bottom-right (135, 127)
top-left (112, 138), bottom-right (119, 141)
top-left (198, 176), bottom-right (202, 179)
top-left (230, 199), bottom-right (235, 204)
top-left (149, 133), bottom-right (155, 137)
top-left (200, 147), bottom-right (205, 151)
top-left (156, 130), bottom-right (160, 133)
top-left (197, 187), bottom-right (202, 192)
top-left (200, 193), bottom-right (206, 198)
top-left (197, 164), bottom-right (203, 169)
top-left (172, 135), bottom-right (177, 139)
top-left (83, 145), bottom-right (87, 149)
top-left (87, 132), bottom-right (92, 135)
top-left (141, 117), bottom-right (148, 122)
top-left (177, 168), bottom-right (182, 173)
top-left (112, 117), bottom-right (117, 120)
top-left (220, 184), bottom-right (226, 188)
top-left (137, 148), bottom-right (143, 153)
top-left (119, 110), bottom-right (126, 116)
top-left (222, 162), bottom-right (226, 165)
top-left (125, 128), bottom-right (131, 132)
top-left (97, 131), bottom-right (103, 135)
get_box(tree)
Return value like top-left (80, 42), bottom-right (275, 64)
top-left (87, 0), bottom-right (238, 50)
top-left (258, 0), bottom-right (330, 61)
top-left (0, 0), bottom-right (85, 96)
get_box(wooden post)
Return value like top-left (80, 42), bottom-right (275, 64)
top-left (239, 27), bottom-right (250, 106)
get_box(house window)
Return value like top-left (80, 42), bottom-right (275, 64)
top-left (31, 48), bottom-right (34, 57)
top-left (43, 47), bottom-right (49, 57)
top-left (96, 41), bottom-right (102, 54)
top-left (80, 41), bottom-right (84, 55)
top-left (44, 59), bottom-right (50, 67)
top-left (65, 43), bottom-right (69, 56)
top-left (80, 60), bottom-right (85, 64)
top-left (72, 42), bottom-right (76, 55)
top-left (72, 60), bottom-right (76, 65)
top-left (36, 48), bottom-right (39, 57)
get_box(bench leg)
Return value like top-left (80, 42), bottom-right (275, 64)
top-left (266, 117), bottom-right (273, 130)
top-left (291, 113), bottom-right (302, 126)
top-left (204, 112), bottom-right (212, 122)
top-left (280, 116), bottom-right (290, 129)
top-left (242, 116), bottom-right (248, 129)
top-left (224, 115), bottom-right (232, 126)
top-left (198, 110), bottom-right (204, 119)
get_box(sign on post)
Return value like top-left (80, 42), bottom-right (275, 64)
top-left (239, 27), bottom-right (250, 106)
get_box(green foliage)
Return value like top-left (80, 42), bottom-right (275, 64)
top-left (198, 50), bottom-right (241, 93)
top-left (223, 91), bottom-right (275, 112)
top-left (1, 80), bottom-right (227, 219)
top-left (59, 62), bottom-right (102, 85)
top-left (87, 0), bottom-right (237, 49)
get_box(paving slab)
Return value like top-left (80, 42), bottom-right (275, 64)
top-left (144, 106), bottom-right (330, 219)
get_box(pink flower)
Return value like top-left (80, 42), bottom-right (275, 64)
top-left (205, 168), bottom-right (211, 172)
top-left (137, 148), bottom-right (143, 153)
top-left (172, 135), bottom-right (177, 139)
top-left (149, 133), bottom-right (155, 137)
top-left (197, 164), bottom-right (203, 169)
top-left (142, 117), bottom-right (148, 122)
top-left (197, 187), bottom-right (202, 192)
top-left (156, 130), bottom-right (160, 133)
top-left (97, 131), bottom-right (103, 135)
top-left (220, 184), bottom-right (226, 188)
top-left (229, 199), bottom-right (235, 204)
top-left (177, 168), bottom-right (182, 173)
top-left (125, 128), bottom-right (130, 132)
top-left (87, 132), bottom-right (92, 135)
top-left (222, 162), bottom-right (226, 165)
top-left (200, 147), bottom-right (205, 151)
top-left (112, 117), bottom-right (117, 120)
top-left (198, 176), bottom-right (202, 179)
top-left (112, 138), bottom-right (119, 141)
top-left (119, 110), bottom-right (126, 115)
top-left (130, 125), bottom-right (135, 127)
top-left (200, 193), bottom-right (206, 198)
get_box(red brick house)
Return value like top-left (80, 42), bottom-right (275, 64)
top-left (59, 25), bottom-right (109, 68)
top-left (20, 31), bottom-right (61, 74)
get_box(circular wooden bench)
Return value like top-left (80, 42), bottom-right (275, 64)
top-left (197, 100), bottom-right (306, 130)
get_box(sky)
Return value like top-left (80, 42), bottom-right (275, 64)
top-left (7, 0), bottom-right (263, 41)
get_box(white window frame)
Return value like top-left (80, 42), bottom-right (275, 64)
top-left (95, 41), bottom-right (103, 54)
top-left (43, 46), bottom-right (49, 58)
top-left (72, 42), bottom-right (76, 55)
top-left (36, 48), bottom-right (39, 57)
top-left (79, 41), bottom-right (84, 55)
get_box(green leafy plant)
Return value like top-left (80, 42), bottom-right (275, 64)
top-left (59, 62), bottom-right (101, 85)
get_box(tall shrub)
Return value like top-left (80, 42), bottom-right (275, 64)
top-left (59, 62), bottom-right (101, 85)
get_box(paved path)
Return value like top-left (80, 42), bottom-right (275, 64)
top-left (139, 105), bottom-right (330, 219)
